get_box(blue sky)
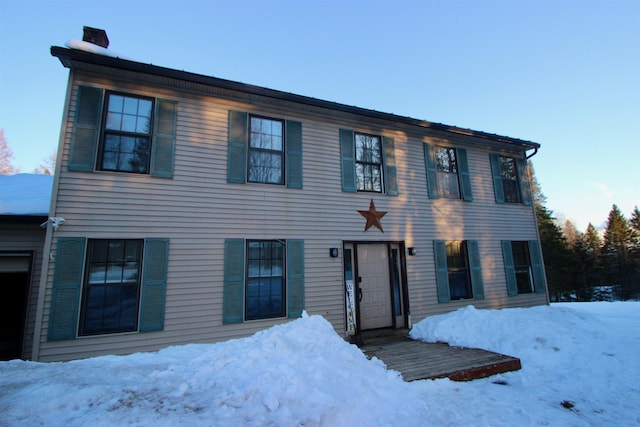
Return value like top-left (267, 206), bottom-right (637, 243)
top-left (1, 0), bottom-right (638, 230)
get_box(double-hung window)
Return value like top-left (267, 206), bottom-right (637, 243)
top-left (101, 93), bottom-right (154, 173)
top-left (355, 133), bottom-right (383, 192)
top-left (339, 129), bottom-right (398, 195)
top-left (227, 111), bottom-right (303, 188)
top-left (498, 156), bottom-right (521, 203)
top-left (436, 147), bottom-right (461, 199)
top-left (223, 239), bottom-right (305, 324)
top-left (424, 143), bottom-right (472, 200)
top-left (501, 240), bottom-right (546, 296)
top-left (246, 240), bottom-right (286, 320)
top-left (68, 86), bottom-right (177, 178)
top-left (446, 241), bottom-right (472, 299)
top-left (433, 240), bottom-right (484, 303)
top-left (47, 237), bottom-right (169, 341)
top-left (490, 154), bottom-right (531, 205)
top-left (249, 116), bottom-right (285, 185)
top-left (80, 239), bottom-right (143, 335)
top-left (511, 241), bottom-right (533, 293)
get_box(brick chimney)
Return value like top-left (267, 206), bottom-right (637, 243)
top-left (82, 26), bottom-right (109, 48)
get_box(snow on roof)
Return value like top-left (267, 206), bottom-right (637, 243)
top-left (65, 39), bottom-right (130, 60)
top-left (0, 173), bottom-right (53, 216)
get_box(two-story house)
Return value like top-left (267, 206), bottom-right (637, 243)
top-left (26, 28), bottom-right (548, 362)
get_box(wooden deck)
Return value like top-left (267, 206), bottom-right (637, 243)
top-left (359, 330), bottom-right (521, 382)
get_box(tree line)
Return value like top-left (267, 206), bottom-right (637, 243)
top-left (532, 164), bottom-right (640, 301)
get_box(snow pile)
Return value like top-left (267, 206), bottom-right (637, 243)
top-left (1, 304), bottom-right (639, 426)
top-left (65, 39), bottom-right (131, 60)
top-left (0, 173), bottom-right (53, 215)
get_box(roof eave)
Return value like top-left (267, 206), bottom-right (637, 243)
top-left (50, 46), bottom-right (540, 150)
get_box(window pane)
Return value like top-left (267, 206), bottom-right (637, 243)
top-left (446, 241), bottom-right (472, 299)
top-left (101, 93), bottom-right (154, 174)
top-left (101, 135), bottom-right (150, 173)
top-left (355, 133), bottom-right (383, 192)
top-left (246, 240), bottom-right (285, 320)
top-left (81, 239), bottom-right (143, 335)
top-left (248, 117), bottom-right (284, 184)
top-left (512, 241), bottom-right (533, 293)
top-left (500, 156), bottom-right (522, 203)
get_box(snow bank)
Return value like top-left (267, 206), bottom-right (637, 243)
top-left (1, 304), bottom-right (639, 426)
top-left (0, 173), bottom-right (53, 215)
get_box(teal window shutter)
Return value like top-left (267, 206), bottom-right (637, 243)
top-left (227, 111), bottom-right (248, 184)
top-left (382, 136), bottom-right (398, 196)
top-left (287, 240), bottom-right (305, 318)
top-left (339, 129), bottom-right (356, 192)
top-left (501, 241), bottom-right (518, 296)
top-left (48, 237), bottom-right (86, 341)
top-left (150, 99), bottom-right (177, 178)
top-left (423, 143), bottom-right (439, 199)
top-left (139, 238), bottom-right (169, 332)
top-left (490, 154), bottom-right (505, 204)
top-left (69, 86), bottom-right (103, 172)
top-left (528, 240), bottom-right (547, 294)
top-left (467, 241), bottom-right (484, 300)
top-left (433, 240), bottom-right (450, 303)
top-left (517, 158), bottom-right (532, 206)
top-left (457, 148), bottom-right (473, 202)
top-left (286, 120), bottom-right (303, 189)
top-left (223, 239), bottom-right (245, 324)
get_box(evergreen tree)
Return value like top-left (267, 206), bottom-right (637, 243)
top-left (563, 220), bottom-right (581, 248)
top-left (571, 223), bottom-right (605, 301)
top-left (603, 205), bottom-right (638, 299)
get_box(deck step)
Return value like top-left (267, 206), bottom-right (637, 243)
top-left (359, 334), bottom-right (521, 382)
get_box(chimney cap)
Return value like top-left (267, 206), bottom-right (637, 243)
top-left (82, 26), bottom-right (109, 48)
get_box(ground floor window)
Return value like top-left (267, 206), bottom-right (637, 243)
top-left (446, 241), bottom-right (473, 299)
top-left (79, 239), bottom-right (143, 336)
top-left (246, 240), bottom-right (285, 320)
top-left (511, 241), bottom-right (534, 294)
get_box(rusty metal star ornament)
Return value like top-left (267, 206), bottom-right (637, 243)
top-left (358, 199), bottom-right (387, 232)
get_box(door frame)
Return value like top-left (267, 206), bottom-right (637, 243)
top-left (343, 241), bottom-right (409, 334)
top-left (0, 250), bottom-right (34, 360)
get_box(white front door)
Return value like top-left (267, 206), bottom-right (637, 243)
top-left (357, 244), bottom-right (393, 330)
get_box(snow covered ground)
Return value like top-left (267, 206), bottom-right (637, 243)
top-left (1, 302), bottom-right (638, 426)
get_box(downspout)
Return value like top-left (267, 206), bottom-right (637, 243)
top-left (31, 71), bottom-right (74, 361)
top-left (524, 144), bottom-right (551, 304)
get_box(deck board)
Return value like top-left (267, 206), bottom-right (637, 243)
top-left (359, 332), bottom-right (521, 382)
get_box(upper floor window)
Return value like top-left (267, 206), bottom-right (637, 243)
top-left (339, 128), bottom-right (398, 195)
top-left (101, 93), bottom-right (154, 174)
top-left (68, 86), bottom-right (176, 178)
top-left (227, 111), bottom-right (303, 189)
top-left (249, 116), bottom-right (285, 185)
top-left (435, 147), bottom-right (461, 199)
top-left (424, 143), bottom-right (472, 201)
top-left (355, 133), bottom-right (383, 192)
top-left (490, 154), bottom-right (531, 205)
top-left (499, 156), bottom-right (522, 203)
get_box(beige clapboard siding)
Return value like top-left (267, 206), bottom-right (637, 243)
top-left (37, 74), bottom-right (546, 361)
top-left (0, 223), bottom-right (46, 360)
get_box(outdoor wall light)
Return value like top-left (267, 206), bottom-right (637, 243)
top-left (329, 248), bottom-right (339, 258)
top-left (408, 247), bottom-right (417, 256)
